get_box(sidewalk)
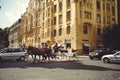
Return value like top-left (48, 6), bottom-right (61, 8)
top-left (76, 54), bottom-right (89, 58)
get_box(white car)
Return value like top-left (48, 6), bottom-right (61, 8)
top-left (0, 47), bottom-right (27, 61)
top-left (102, 51), bottom-right (120, 63)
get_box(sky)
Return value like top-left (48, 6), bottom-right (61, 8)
top-left (0, 0), bottom-right (29, 29)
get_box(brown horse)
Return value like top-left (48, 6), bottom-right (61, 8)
top-left (26, 46), bottom-right (51, 63)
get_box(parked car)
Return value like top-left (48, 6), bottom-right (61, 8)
top-left (0, 47), bottom-right (27, 61)
top-left (102, 51), bottom-right (120, 63)
top-left (89, 48), bottom-right (107, 60)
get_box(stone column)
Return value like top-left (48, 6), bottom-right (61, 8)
top-left (72, 0), bottom-right (79, 50)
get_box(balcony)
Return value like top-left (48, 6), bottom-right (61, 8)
top-left (82, 19), bottom-right (92, 25)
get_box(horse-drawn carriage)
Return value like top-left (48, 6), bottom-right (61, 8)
top-left (25, 46), bottom-right (77, 63)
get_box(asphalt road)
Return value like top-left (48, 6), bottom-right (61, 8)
top-left (0, 56), bottom-right (120, 80)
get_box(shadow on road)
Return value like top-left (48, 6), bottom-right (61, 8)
top-left (0, 60), bottom-right (120, 71)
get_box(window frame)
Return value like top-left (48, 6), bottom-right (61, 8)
top-left (67, 26), bottom-right (71, 34)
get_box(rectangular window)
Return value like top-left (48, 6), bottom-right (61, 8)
top-left (106, 3), bottom-right (110, 11)
top-left (80, 11), bottom-right (82, 18)
top-left (84, 11), bottom-right (86, 18)
top-left (103, 4), bottom-right (105, 10)
top-left (59, 28), bottom-right (62, 36)
top-left (36, 21), bottom-right (37, 26)
top-left (42, 32), bottom-right (44, 38)
top-left (59, 14), bottom-right (62, 24)
top-left (67, 26), bottom-right (70, 34)
top-left (97, 14), bottom-right (101, 23)
top-left (54, 5), bottom-right (57, 13)
top-left (47, 19), bottom-right (50, 27)
top-left (89, 12), bottom-right (91, 19)
top-left (107, 16), bottom-right (110, 24)
top-left (96, 0), bottom-right (100, 10)
top-left (48, 7), bottom-right (50, 17)
top-left (43, 13), bottom-right (45, 19)
top-left (36, 12), bottom-right (38, 18)
top-left (83, 25), bottom-right (88, 34)
top-left (86, 12), bottom-right (89, 19)
top-left (112, 6), bottom-right (115, 16)
top-left (66, 11), bottom-right (71, 21)
top-left (103, 17), bottom-right (105, 24)
top-left (67, 0), bottom-right (70, 7)
top-left (59, 1), bottom-right (62, 11)
top-left (54, 17), bottom-right (56, 25)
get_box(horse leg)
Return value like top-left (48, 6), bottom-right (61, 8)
top-left (33, 55), bottom-right (36, 63)
top-left (33, 55), bottom-right (39, 63)
top-left (41, 54), bottom-right (46, 61)
top-left (39, 55), bottom-right (41, 62)
top-left (31, 54), bottom-right (34, 59)
top-left (36, 55), bottom-right (40, 62)
top-left (47, 53), bottom-right (51, 61)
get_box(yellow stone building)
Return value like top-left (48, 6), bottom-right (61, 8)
top-left (20, 0), bottom-right (118, 54)
top-left (20, 0), bottom-right (41, 47)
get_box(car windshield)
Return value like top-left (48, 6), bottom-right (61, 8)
top-left (0, 48), bottom-right (25, 53)
top-left (115, 51), bottom-right (120, 55)
top-left (0, 48), bottom-right (8, 53)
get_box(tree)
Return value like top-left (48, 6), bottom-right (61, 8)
top-left (0, 28), bottom-right (9, 47)
top-left (0, 28), bottom-right (4, 41)
top-left (102, 24), bottom-right (120, 50)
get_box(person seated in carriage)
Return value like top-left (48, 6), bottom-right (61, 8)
top-left (53, 43), bottom-right (58, 53)
top-left (41, 42), bottom-right (47, 48)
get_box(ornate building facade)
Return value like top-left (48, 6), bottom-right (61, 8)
top-left (20, 0), bottom-right (42, 47)
top-left (20, 0), bottom-right (118, 54)
top-left (9, 19), bottom-right (21, 48)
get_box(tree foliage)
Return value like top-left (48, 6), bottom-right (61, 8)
top-left (0, 28), bottom-right (9, 47)
top-left (102, 24), bottom-right (120, 50)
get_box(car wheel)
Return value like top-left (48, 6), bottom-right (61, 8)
top-left (19, 56), bottom-right (25, 61)
top-left (103, 58), bottom-right (110, 63)
top-left (89, 56), bottom-right (93, 60)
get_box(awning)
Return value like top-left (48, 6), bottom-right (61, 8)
top-left (97, 44), bottom-right (104, 47)
top-left (83, 43), bottom-right (90, 47)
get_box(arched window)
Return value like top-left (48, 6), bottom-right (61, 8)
top-left (54, 29), bottom-right (57, 37)
top-left (67, 26), bottom-right (70, 34)
top-left (59, 28), bottom-right (62, 36)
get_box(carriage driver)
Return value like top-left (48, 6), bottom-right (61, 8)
top-left (53, 43), bottom-right (59, 54)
